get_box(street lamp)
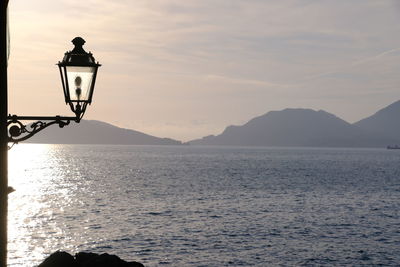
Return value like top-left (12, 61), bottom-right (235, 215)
top-left (0, 6), bottom-right (101, 264)
top-left (7, 37), bottom-right (101, 144)
top-left (58, 37), bottom-right (101, 120)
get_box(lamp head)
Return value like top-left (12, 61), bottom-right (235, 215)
top-left (57, 37), bottom-right (101, 119)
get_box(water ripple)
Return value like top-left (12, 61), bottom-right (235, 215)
top-left (7, 145), bottom-right (400, 266)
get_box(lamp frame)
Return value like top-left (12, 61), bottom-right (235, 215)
top-left (57, 37), bottom-right (101, 119)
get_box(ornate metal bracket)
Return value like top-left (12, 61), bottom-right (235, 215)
top-left (7, 115), bottom-right (79, 144)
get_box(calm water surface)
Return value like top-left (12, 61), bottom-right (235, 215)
top-left (7, 145), bottom-right (400, 266)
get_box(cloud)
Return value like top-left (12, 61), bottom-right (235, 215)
top-left (306, 47), bottom-right (400, 81)
top-left (352, 47), bottom-right (400, 66)
top-left (204, 74), bottom-right (291, 89)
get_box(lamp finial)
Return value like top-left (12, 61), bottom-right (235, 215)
top-left (71, 37), bottom-right (86, 53)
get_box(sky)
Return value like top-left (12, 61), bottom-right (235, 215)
top-left (6, 0), bottom-right (400, 141)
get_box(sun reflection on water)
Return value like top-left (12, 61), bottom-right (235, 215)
top-left (8, 144), bottom-right (73, 266)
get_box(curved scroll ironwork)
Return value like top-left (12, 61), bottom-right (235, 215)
top-left (7, 115), bottom-right (78, 144)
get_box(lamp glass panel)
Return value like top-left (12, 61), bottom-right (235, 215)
top-left (66, 66), bottom-right (95, 101)
top-left (60, 67), bottom-right (69, 100)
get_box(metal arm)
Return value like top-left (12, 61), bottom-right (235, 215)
top-left (7, 115), bottom-right (79, 144)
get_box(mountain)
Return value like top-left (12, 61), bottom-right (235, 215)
top-left (354, 100), bottom-right (400, 141)
top-left (188, 108), bottom-right (390, 147)
top-left (26, 120), bottom-right (182, 145)
top-left (24, 101), bottom-right (400, 147)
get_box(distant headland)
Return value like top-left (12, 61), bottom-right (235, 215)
top-left (27, 120), bottom-right (182, 146)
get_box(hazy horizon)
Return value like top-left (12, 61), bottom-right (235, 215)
top-left (7, 1), bottom-right (400, 141)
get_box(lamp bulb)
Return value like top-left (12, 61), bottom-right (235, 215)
top-left (75, 76), bottom-right (82, 99)
top-left (75, 76), bottom-right (82, 87)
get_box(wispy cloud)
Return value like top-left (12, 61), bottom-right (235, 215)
top-left (352, 47), bottom-right (400, 66)
top-left (204, 75), bottom-right (291, 89)
top-left (306, 47), bottom-right (400, 81)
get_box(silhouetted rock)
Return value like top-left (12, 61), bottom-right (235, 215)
top-left (75, 252), bottom-right (99, 265)
top-left (76, 252), bottom-right (144, 267)
top-left (38, 251), bottom-right (79, 267)
top-left (38, 251), bottom-right (144, 267)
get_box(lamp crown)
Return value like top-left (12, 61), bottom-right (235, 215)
top-left (71, 37), bottom-right (86, 54)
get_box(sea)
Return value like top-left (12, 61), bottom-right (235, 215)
top-left (7, 144), bottom-right (400, 266)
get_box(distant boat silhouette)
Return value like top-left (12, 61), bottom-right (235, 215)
top-left (387, 145), bottom-right (400, 149)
